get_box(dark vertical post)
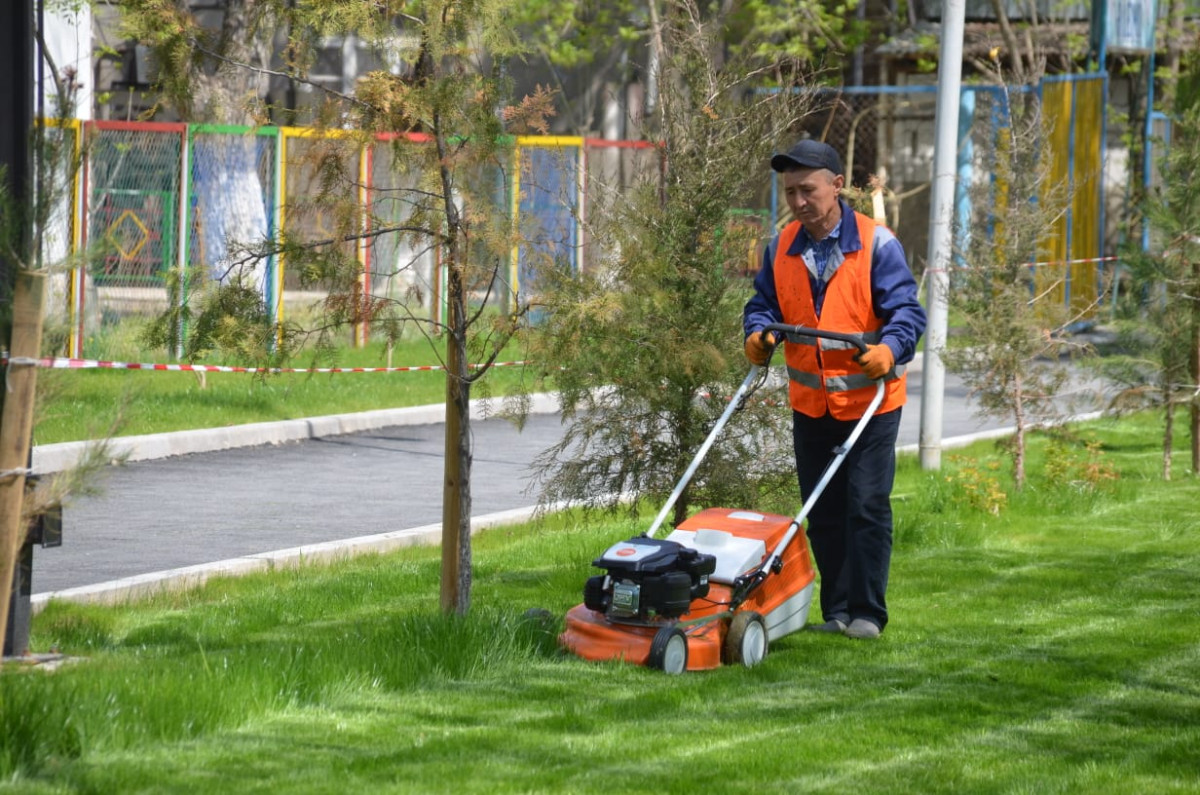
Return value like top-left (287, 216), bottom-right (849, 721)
top-left (0, 0), bottom-right (36, 657)
top-left (0, 0), bottom-right (34, 292)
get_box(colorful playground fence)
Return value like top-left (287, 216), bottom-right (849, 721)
top-left (44, 74), bottom-right (1121, 360)
top-left (50, 123), bottom-right (661, 359)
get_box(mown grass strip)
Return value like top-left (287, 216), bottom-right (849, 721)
top-left (2, 415), bottom-right (1198, 793)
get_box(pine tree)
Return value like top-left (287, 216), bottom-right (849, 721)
top-left (1101, 54), bottom-right (1200, 479)
top-left (941, 87), bottom-right (1096, 489)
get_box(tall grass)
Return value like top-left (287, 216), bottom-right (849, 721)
top-left (2, 415), bottom-right (1198, 793)
top-left (2, 549), bottom-right (565, 781)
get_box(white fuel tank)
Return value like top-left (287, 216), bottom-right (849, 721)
top-left (665, 528), bottom-right (766, 584)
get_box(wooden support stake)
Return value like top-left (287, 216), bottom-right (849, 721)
top-left (0, 271), bottom-right (45, 656)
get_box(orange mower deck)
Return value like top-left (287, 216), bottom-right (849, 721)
top-left (560, 507), bottom-right (816, 671)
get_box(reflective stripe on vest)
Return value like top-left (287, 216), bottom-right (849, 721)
top-left (772, 211), bottom-right (908, 420)
top-left (787, 363), bottom-right (908, 393)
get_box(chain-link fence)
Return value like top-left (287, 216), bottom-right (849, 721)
top-left (280, 127), bottom-right (367, 328)
top-left (189, 126), bottom-right (280, 321)
top-left (84, 122), bottom-right (185, 357)
top-left (367, 134), bottom-right (437, 332)
top-left (37, 119), bottom-right (83, 355)
top-left (581, 139), bottom-right (661, 274)
top-left (515, 137), bottom-right (582, 306)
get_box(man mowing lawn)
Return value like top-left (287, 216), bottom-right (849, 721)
top-left (743, 140), bottom-right (926, 640)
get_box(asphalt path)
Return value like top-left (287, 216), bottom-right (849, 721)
top-left (31, 371), bottom-right (1008, 599)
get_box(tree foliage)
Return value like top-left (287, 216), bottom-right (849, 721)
top-left (510, 0), bottom-right (865, 70)
top-left (122, 0), bottom-right (278, 124)
top-left (1106, 52), bottom-right (1200, 479)
top-left (526, 0), bottom-right (812, 526)
top-left (726, 0), bottom-right (868, 68)
top-left (941, 87), bottom-right (1094, 490)
top-left (505, 0), bottom-right (866, 133)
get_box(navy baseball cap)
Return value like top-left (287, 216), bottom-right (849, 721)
top-left (770, 140), bottom-right (844, 175)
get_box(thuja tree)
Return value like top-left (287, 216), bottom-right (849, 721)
top-left (126, 0), bottom-right (551, 614)
top-left (526, 0), bottom-right (811, 526)
top-left (941, 87), bottom-right (1096, 490)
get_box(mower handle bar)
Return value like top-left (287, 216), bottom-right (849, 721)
top-left (761, 323), bottom-right (870, 356)
top-left (644, 326), bottom-right (879, 542)
top-left (733, 369), bottom-right (887, 609)
top-left (644, 365), bottom-right (762, 539)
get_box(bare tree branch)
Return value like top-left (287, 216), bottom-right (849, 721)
top-left (187, 36), bottom-right (374, 110)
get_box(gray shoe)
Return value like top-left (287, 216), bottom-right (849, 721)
top-left (844, 618), bottom-right (881, 639)
top-left (808, 618), bottom-right (847, 633)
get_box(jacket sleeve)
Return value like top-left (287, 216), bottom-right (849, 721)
top-left (871, 230), bottom-right (927, 366)
top-left (743, 235), bottom-right (784, 338)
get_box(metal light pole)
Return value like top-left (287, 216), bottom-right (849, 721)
top-left (918, 0), bottom-right (967, 470)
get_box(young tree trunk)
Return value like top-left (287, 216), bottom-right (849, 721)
top-left (440, 264), bottom-right (472, 615)
top-left (435, 119), bottom-right (473, 616)
top-left (0, 272), bottom-right (45, 653)
top-left (1164, 393), bottom-right (1174, 482)
top-left (1191, 262), bottom-right (1200, 474)
top-left (1012, 372), bottom-right (1027, 489)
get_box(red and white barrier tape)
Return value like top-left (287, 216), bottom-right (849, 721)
top-left (2, 357), bottom-right (529, 374)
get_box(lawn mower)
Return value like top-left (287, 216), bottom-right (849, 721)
top-left (559, 325), bottom-right (886, 673)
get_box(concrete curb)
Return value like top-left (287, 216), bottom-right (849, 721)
top-left (32, 392), bottom-right (563, 475)
top-left (32, 504), bottom-right (554, 613)
top-left (31, 359), bottom-right (932, 475)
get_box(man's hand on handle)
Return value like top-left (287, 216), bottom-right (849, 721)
top-left (856, 343), bottom-right (895, 380)
top-left (744, 330), bottom-right (777, 366)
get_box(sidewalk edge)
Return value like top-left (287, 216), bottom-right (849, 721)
top-left (32, 392), bottom-right (563, 475)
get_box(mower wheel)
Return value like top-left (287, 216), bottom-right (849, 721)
top-left (724, 611), bottom-right (768, 667)
top-left (647, 626), bottom-right (688, 674)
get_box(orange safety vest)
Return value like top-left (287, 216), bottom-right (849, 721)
top-left (773, 211), bottom-right (907, 420)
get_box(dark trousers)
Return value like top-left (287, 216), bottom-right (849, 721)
top-left (793, 407), bottom-right (901, 630)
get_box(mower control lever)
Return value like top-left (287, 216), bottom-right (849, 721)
top-left (730, 570), bottom-right (768, 610)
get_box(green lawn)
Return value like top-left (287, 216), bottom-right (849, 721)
top-left (3, 414), bottom-right (1198, 793)
top-left (33, 338), bottom-right (542, 445)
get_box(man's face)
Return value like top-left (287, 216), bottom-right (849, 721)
top-left (782, 168), bottom-right (844, 228)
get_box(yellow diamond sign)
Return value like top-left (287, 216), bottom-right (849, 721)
top-left (108, 209), bottom-right (150, 260)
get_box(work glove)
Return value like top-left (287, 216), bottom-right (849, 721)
top-left (856, 343), bottom-right (895, 380)
top-left (744, 330), bottom-right (777, 366)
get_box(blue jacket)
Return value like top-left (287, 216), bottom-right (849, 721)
top-left (743, 199), bottom-right (927, 366)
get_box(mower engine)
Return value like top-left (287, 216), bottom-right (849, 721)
top-left (583, 536), bottom-right (717, 622)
